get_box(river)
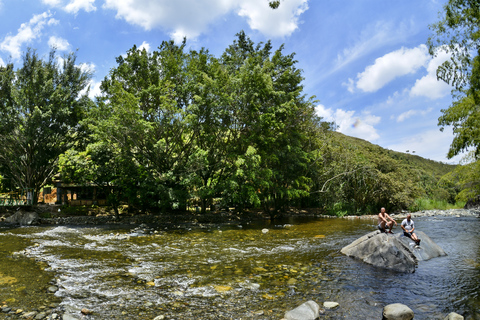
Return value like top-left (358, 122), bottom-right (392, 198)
top-left (0, 215), bottom-right (479, 319)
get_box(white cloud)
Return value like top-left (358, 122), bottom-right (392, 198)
top-left (387, 128), bottom-right (463, 163)
top-left (48, 36), bottom-right (70, 51)
top-left (0, 12), bottom-right (52, 60)
top-left (48, 18), bottom-right (60, 26)
top-left (42, 0), bottom-right (96, 13)
top-left (138, 41), bottom-right (150, 52)
top-left (237, 0), bottom-right (308, 38)
top-left (65, 0), bottom-right (96, 14)
top-left (396, 108), bottom-right (432, 122)
top-left (410, 49), bottom-right (452, 99)
top-left (0, 57), bottom-right (4, 67)
top-left (342, 78), bottom-right (355, 93)
top-left (315, 104), bottom-right (381, 141)
top-left (335, 19), bottom-right (416, 74)
top-left (103, 0), bottom-right (308, 41)
top-left (42, 0), bottom-right (62, 5)
top-left (78, 62), bottom-right (95, 74)
top-left (356, 45), bottom-right (429, 93)
top-left (80, 79), bottom-right (102, 99)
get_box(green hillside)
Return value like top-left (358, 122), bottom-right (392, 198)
top-left (306, 131), bottom-right (459, 215)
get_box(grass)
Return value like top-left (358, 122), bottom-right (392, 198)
top-left (408, 198), bottom-right (466, 212)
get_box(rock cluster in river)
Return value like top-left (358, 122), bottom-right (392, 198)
top-left (282, 301), bottom-right (465, 319)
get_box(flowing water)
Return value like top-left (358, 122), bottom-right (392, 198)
top-left (0, 215), bottom-right (479, 319)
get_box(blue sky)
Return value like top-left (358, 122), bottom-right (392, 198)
top-left (0, 0), bottom-right (461, 163)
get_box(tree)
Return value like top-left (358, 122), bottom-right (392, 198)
top-left (220, 31), bottom-right (324, 217)
top-left (428, 0), bottom-right (480, 158)
top-left (0, 49), bottom-right (93, 202)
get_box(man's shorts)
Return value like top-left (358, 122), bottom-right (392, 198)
top-left (403, 231), bottom-right (413, 238)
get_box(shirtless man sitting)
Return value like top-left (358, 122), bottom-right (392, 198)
top-left (401, 214), bottom-right (421, 245)
top-left (378, 207), bottom-right (397, 233)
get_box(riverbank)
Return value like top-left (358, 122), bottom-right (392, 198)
top-left (344, 208), bottom-right (479, 221)
top-left (1, 206), bottom-right (478, 228)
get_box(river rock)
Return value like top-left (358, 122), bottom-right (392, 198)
top-left (1, 306), bottom-right (12, 313)
top-left (35, 312), bottom-right (47, 319)
top-left (47, 285), bottom-right (59, 293)
top-left (341, 231), bottom-right (417, 273)
top-left (323, 301), bottom-right (339, 309)
top-left (5, 211), bottom-right (39, 225)
top-left (62, 312), bottom-right (80, 320)
top-left (284, 300), bottom-right (321, 320)
top-left (382, 303), bottom-right (414, 320)
top-left (21, 311), bottom-right (37, 319)
top-left (396, 231), bottom-right (447, 261)
top-left (464, 195), bottom-right (480, 210)
top-left (444, 312), bottom-right (464, 320)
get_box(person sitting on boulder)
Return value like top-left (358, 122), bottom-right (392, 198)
top-left (401, 214), bottom-right (420, 245)
top-left (378, 207), bottom-right (396, 233)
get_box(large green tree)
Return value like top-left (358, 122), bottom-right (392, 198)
top-left (428, 0), bottom-right (480, 158)
top-left (78, 33), bottom-right (326, 215)
top-left (0, 49), bottom-right (92, 202)
top-left (219, 32), bottom-right (324, 216)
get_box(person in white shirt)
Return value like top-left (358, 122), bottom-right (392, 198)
top-left (401, 214), bottom-right (420, 245)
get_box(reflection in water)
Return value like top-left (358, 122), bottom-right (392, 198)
top-left (0, 216), bottom-right (479, 319)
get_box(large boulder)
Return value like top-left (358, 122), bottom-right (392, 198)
top-left (4, 211), bottom-right (39, 225)
top-left (341, 230), bottom-right (446, 273)
top-left (341, 231), bottom-right (417, 273)
top-left (397, 230), bottom-right (446, 261)
top-left (464, 195), bottom-right (480, 210)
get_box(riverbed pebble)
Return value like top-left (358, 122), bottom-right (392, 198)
top-left (80, 308), bottom-right (92, 315)
top-left (47, 286), bottom-right (58, 293)
top-left (21, 311), bottom-right (37, 318)
top-left (35, 312), bottom-right (48, 319)
top-left (2, 306), bottom-right (12, 313)
top-left (323, 301), bottom-right (339, 309)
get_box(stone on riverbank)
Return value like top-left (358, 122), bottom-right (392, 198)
top-left (444, 312), bottom-right (464, 320)
top-left (5, 211), bottom-right (39, 225)
top-left (382, 303), bottom-right (414, 320)
top-left (341, 231), bottom-right (417, 273)
top-left (284, 300), bottom-right (321, 320)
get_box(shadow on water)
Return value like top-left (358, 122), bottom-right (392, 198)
top-left (0, 216), bottom-right (478, 319)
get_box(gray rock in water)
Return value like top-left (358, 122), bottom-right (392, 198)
top-left (444, 312), bottom-right (464, 320)
top-left (47, 285), bottom-right (59, 293)
top-left (1, 306), bottom-right (12, 313)
top-left (284, 301), bottom-right (321, 320)
top-left (341, 231), bottom-right (417, 273)
top-left (323, 301), bottom-right (339, 309)
top-left (21, 311), bottom-right (38, 319)
top-left (382, 303), bottom-right (414, 320)
top-left (5, 211), bottom-right (39, 225)
top-left (396, 231), bottom-right (447, 261)
top-left (62, 313), bottom-right (80, 320)
top-left (35, 312), bottom-right (47, 319)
